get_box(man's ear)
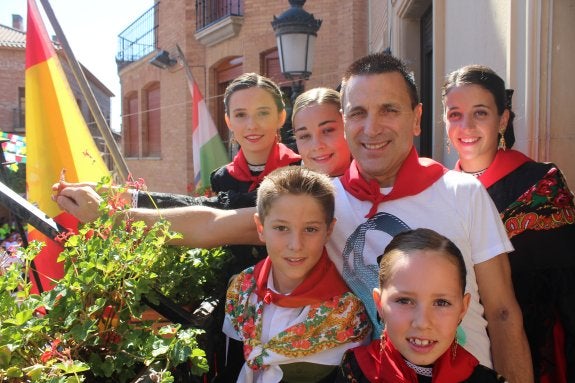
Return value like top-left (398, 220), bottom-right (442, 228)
top-left (413, 103), bottom-right (423, 137)
top-left (254, 213), bottom-right (265, 242)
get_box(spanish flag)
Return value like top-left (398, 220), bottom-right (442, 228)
top-left (25, 0), bottom-right (110, 293)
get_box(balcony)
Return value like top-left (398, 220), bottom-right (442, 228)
top-left (116, 3), bottom-right (159, 69)
top-left (195, 0), bottom-right (244, 47)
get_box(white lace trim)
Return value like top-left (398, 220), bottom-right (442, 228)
top-left (405, 359), bottom-right (432, 377)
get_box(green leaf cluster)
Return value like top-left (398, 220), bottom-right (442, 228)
top-left (0, 180), bottom-right (226, 382)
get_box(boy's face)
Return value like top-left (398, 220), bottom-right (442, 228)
top-left (254, 194), bottom-right (335, 295)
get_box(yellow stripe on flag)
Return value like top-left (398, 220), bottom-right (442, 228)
top-left (25, 0), bottom-right (110, 293)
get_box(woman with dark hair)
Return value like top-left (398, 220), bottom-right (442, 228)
top-left (442, 64), bottom-right (575, 382)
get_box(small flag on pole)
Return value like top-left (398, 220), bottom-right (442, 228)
top-left (177, 46), bottom-right (228, 191)
top-left (25, 0), bottom-right (110, 293)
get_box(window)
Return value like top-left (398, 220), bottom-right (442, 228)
top-left (143, 83), bottom-right (161, 157)
top-left (214, 57), bottom-right (243, 147)
top-left (124, 92), bottom-right (139, 157)
top-left (13, 87), bottom-right (25, 131)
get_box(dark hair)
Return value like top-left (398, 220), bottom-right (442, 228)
top-left (257, 167), bottom-right (335, 225)
top-left (442, 64), bottom-right (516, 149)
top-left (379, 228), bottom-right (467, 295)
top-left (223, 72), bottom-right (285, 115)
top-left (291, 87), bottom-right (341, 126)
top-left (340, 52), bottom-right (419, 109)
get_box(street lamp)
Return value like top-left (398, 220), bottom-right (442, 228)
top-left (271, 0), bottom-right (322, 147)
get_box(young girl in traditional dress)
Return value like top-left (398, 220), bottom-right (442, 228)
top-left (336, 228), bottom-right (505, 383)
top-left (222, 166), bottom-right (371, 383)
top-left (443, 65), bottom-right (575, 382)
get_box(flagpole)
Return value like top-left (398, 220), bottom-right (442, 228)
top-left (176, 44), bottom-right (196, 96)
top-left (38, 0), bottom-right (130, 182)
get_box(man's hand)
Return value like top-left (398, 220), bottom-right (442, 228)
top-left (52, 182), bottom-right (103, 223)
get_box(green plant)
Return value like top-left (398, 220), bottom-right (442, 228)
top-left (0, 180), bottom-right (221, 382)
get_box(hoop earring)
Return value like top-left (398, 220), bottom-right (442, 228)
top-left (498, 131), bottom-right (507, 151)
top-left (379, 330), bottom-right (387, 357)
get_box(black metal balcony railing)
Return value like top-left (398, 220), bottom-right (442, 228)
top-left (196, 0), bottom-right (243, 31)
top-left (116, 3), bottom-right (159, 65)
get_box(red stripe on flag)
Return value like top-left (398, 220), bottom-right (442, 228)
top-left (191, 79), bottom-right (203, 133)
top-left (28, 212), bottom-right (79, 294)
top-left (25, 0), bottom-right (56, 69)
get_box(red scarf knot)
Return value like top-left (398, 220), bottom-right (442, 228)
top-left (226, 141), bottom-right (301, 192)
top-left (263, 290), bottom-right (273, 305)
top-left (353, 332), bottom-right (479, 383)
top-left (253, 249), bottom-right (349, 308)
top-left (341, 147), bottom-right (447, 218)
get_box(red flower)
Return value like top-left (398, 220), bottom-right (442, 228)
top-left (241, 275), bottom-right (254, 292)
top-left (290, 323), bottom-right (306, 336)
top-left (40, 339), bottom-right (62, 363)
top-left (292, 339), bottom-right (311, 350)
top-left (243, 344), bottom-right (253, 360)
top-left (54, 230), bottom-right (74, 245)
top-left (242, 317), bottom-right (256, 339)
top-left (554, 190), bottom-right (573, 208)
top-left (535, 178), bottom-right (556, 197)
top-left (40, 350), bottom-right (52, 363)
top-left (108, 193), bottom-right (130, 214)
top-left (98, 226), bottom-right (111, 240)
top-left (336, 328), bottom-right (354, 342)
top-left (125, 174), bottom-right (146, 191)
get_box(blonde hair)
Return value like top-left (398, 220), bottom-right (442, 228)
top-left (257, 167), bottom-right (334, 224)
top-left (291, 87), bottom-right (341, 126)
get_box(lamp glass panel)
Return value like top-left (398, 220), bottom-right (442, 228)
top-left (277, 33), bottom-right (316, 75)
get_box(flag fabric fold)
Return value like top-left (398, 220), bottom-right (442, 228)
top-left (188, 69), bottom-right (228, 190)
top-left (25, 0), bottom-right (110, 293)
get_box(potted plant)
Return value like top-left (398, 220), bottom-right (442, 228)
top-left (0, 179), bottom-right (230, 382)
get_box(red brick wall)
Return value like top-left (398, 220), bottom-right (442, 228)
top-left (0, 48), bottom-right (26, 132)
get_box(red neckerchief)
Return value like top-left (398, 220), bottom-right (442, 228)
top-left (354, 334), bottom-right (478, 383)
top-left (226, 142), bottom-right (301, 192)
top-left (340, 147), bottom-right (447, 218)
top-left (455, 149), bottom-right (531, 189)
top-left (253, 249), bottom-right (349, 308)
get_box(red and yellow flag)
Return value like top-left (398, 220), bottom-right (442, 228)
top-left (25, 0), bottom-right (110, 293)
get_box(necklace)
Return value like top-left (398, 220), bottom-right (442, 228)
top-left (247, 163), bottom-right (266, 173)
top-left (462, 168), bottom-right (487, 178)
top-left (405, 359), bottom-right (433, 377)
